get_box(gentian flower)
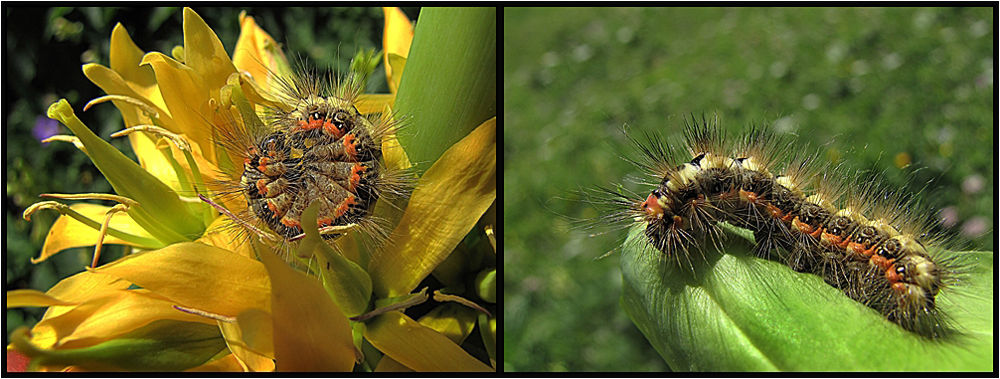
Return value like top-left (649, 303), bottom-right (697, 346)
top-left (7, 7), bottom-right (495, 372)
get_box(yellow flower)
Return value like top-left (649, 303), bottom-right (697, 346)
top-left (8, 7), bottom-right (495, 372)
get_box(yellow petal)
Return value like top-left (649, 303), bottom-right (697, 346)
top-left (14, 319), bottom-right (226, 371)
top-left (94, 241), bottom-right (271, 317)
top-left (34, 203), bottom-right (156, 264)
top-left (46, 270), bottom-right (131, 304)
top-left (218, 308), bottom-right (275, 371)
top-left (382, 7), bottom-right (414, 94)
top-left (140, 52), bottom-right (217, 165)
top-left (6, 289), bottom-right (76, 308)
top-left (365, 311), bottom-right (493, 372)
top-left (77, 63), bottom-right (181, 189)
top-left (355, 93), bottom-right (395, 115)
top-left (108, 23), bottom-right (166, 112)
top-left (51, 290), bottom-right (215, 349)
top-left (417, 303), bottom-right (479, 344)
top-left (182, 7), bottom-right (237, 101)
top-left (370, 117), bottom-right (496, 297)
top-left (33, 271), bottom-right (132, 329)
top-left (185, 353), bottom-right (247, 372)
top-left (48, 99), bottom-right (200, 243)
top-left (257, 241), bottom-right (355, 371)
top-left (233, 11), bottom-right (287, 89)
top-left (196, 216), bottom-right (254, 259)
top-left (374, 356), bottom-right (412, 372)
top-left (386, 53), bottom-right (406, 96)
top-left (299, 201), bottom-right (372, 317)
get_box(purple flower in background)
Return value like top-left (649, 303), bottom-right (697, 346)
top-left (33, 116), bottom-right (60, 144)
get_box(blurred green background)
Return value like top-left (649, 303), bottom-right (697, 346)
top-left (4, 6), bottom-right (418, 346)
top-left (504, 7), bottom-right (993, 371)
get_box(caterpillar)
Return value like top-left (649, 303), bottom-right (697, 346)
top-left (589, 115), bottom-right (967, 339)
top-left (208, 62), bottom-right (410, 255)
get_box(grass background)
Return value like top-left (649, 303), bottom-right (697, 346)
top-left (4, 6), bottom-right (419, 346)
top-left (504, 7), bottom-right (993, 371)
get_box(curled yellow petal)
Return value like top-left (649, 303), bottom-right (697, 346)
top-left (364, 311), bottom-right (493, 372)
top-left (48, 290), bottom-right (216, 349)
top-left (108, 23), bottom-right (164, 109)
top-left (182, 7), bottom-right (237, 100)
top-left (82, 63), bottom-right (174, 128)
top-left (111, 124), bottom-right (191, 152)
top-left (370, 117), bottom-right (496, 297)
top-left (6, 289), bottom-right (77, 308)
top-left (39, 193), bottom-right (138, 209)
top-left (257, 240), bottom-right (355, 371)
top-left (140, 52), bottom-right (217, 165)
top-left (218, 308), bottom-right (275, 372)
top-left (233, 11), bottom-right (288, 89)
top-left (382, 7), bottom-right (414, 94)
top-left (432, 291), bottom-right (491, 318)
top-left (29, 203), bottom-right (159, 264)
top-left (47, 99), bottom-right (201, 243)
top-left (94, 242), bottom-right (271, 317)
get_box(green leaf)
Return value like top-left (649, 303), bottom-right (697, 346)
top-left (47, 99), bottom-right (203, 244)
top-left (394, 7), bottom-right (496, 174)
top-left (620, 223), bottom-right (994, 371)
top-left (298, 201), bottom-right (373, 317)
top-left (14, 320), bottom-right (226, 371)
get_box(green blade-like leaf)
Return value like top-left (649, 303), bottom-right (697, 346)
top-left (620, 223), bottom-right (993, 371)
top-left (394, 7), bottom-right (496, 174)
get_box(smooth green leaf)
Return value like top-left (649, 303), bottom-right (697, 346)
top-left (394, 7), bottom-right (496, 174)
top-left (47, 99), bottom-right (203, 244)
top-left (620, 223), bottom-right (994, 371)
top-left (13, 320), bottom-right (226, 371)
top-left (298, 201), bottom-right (373, 317)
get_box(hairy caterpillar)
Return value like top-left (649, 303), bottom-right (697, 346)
top-left (208, 62), bottom-right (410, 254)
top-left (590, 115), bottom-right (969, 339)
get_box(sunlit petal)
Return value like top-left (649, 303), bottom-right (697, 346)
top-left (33, 203), bottom-right (158, 264)
top-left (365, 311), bottom-right (492, 371)
top-left (257, 241), bottom-right (354, 371)
top-left (109, 23), bottom-right (166, 112)
top-left (382, 7), bottom-right (413, 94)
top-left (94, 242), bottom-right (271, 317)
top-left (140, 52), bottom-right (218, 165)
top-left (48, 99), bottom-right (202, 243)
top-left (370, 118), bottom-right (496, 297)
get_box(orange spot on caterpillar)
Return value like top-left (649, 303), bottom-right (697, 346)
top-left (891, 282), bottom-right (907, 294)
top-left (318, 217), bottom-right (334, 228)
top-left (885, 266), bottom-right (902, 283)
top-left (323, 121), bottom-right (344, 138)
top-left (792, 218), bottom-right (822, 237)
top-left (343, 134), bottom-right (357, 157)
top-left (350, 164), bottom-right (367, 191)
top-left (267, 200), bottom-right (279, 214)
top-left (822, 232), bottom-right (851, 249)
top-left (870, 255), bottom-right (895, 272)
top-left (256, 179), bottom-right (269, 196)
top-left (640, 192), bottom-right (663, 217)
top-left (281, 217), bottom-right (301, 228)
top-left (335, 196), bottom-right (357, 218)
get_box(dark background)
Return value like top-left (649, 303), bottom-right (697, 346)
top-left (505, 7), bottom-right (993, 371)
top-left (4, 6), bottom-right (419, 346)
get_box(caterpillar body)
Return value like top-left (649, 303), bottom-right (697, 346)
top-left (595, 115), bottom-right (966, 339)
top-left (210, 64), bottom-right (409, 254)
